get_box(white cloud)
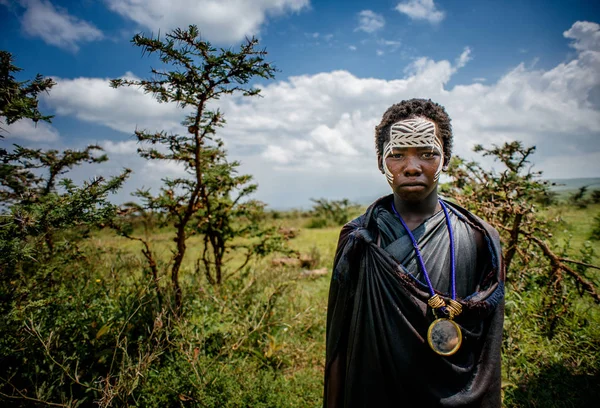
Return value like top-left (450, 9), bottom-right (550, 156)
top-left (377, 39), bottom-right (402, 53)
top-left (18, 0), bottom-right (103, 51)
top-left (46, 72), bottom-right (185, 135)
top-left (102, 140), bottom-right (138, 155)
top-left (395, 0), bottom-right (445, 24)
top-left (381, 40), bottom-right (401, 47)
top-left (455, 47), bottom-right (472, 69)
top-left (1, 119), bottom-right (60, 142)
top-left (262, 145), bottom-right (294, 165)
top-left (564, 21), bottom-right (600, 52)
top-left (145, 160), bottom-right (187, 177)
top-left (41, 21), bottom-right (600, 208)
top-left (349, 45), bottom-right (357, 51)
top-left (355, 10), bottom-right (385, 33)
top-left (105, 0), bottom-right (309, 44)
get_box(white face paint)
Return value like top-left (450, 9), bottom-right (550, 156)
top-left (383, 117), bottom-right (444, 184)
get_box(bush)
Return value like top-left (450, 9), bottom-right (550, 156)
top-left (306, 198), bottom-right (361, 228)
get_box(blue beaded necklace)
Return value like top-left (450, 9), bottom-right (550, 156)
top-left (391, 199), bottom-right (463, 356)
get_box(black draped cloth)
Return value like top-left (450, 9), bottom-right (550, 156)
top-left (324, 195), bottom-right (505, 408)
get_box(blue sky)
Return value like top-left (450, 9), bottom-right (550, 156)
top-left (1, 0), bottom-right (600, 209)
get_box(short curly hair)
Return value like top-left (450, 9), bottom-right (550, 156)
top-left (375, 98), bottom-right (453, 172)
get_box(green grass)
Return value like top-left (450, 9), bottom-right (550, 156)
top-left (4, 204), bottom-right (598, 407)
top-left (543, 203), bottom-right (600, 262)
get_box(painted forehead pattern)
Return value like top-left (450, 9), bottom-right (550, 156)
top-left (382, 117), bottom-right (444, 184)
top-left (388, 117), bottom-right (441, 150)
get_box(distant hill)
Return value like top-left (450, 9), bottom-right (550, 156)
top-left (348, 178), bottom-right (600, 207)
top-left (548, 178), bottom-right (600, 192)
top-left (272, 177), bottom-right (600, 211)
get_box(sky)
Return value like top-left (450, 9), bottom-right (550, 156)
top-left (1, 0), bottom-right (600, 210)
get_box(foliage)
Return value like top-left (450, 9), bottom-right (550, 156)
top-left (0, 233), bottom-right (328, 407)
top-left (306, 197), bottom-right (361, 228)
top-left (444, 141), bottom-right (598, 305)
top-left (110, 25), bottom-right (283, 311)
top-left (569, 185), bottom-right (590, 208)
top-left (591, 189), bottom-right (600, 204)
top-left (0, 145), bottom-right (129, 260)
top-left (0, 50), bottom-right (55, 138)
top-left (0, 52), bottom-right (134, 406)
top-left (443, 141), bottom-right (600, 407)
top-left (590, 212), bottom-right (600, 241)
top-left (1, 44), bottom-right (598, 408)
top-left (0, 147), bottom-right (131, 404)
top-left (2, 176), bottom-right (599, 407)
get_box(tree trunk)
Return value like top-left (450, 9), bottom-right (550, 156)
top-left (504, 212), bottom-right (523, 273)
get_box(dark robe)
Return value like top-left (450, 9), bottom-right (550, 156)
top-left (324, 195), bottom-right (505, 408)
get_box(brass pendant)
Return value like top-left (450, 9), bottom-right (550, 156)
top-left (427, 318), bottom-right (462, 356)
top-left (426, 295), bottom-right (463, 356)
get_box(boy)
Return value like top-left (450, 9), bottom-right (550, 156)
top-left (324, 99), bottom-right (505, 408)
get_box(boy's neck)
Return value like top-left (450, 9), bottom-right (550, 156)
top-left (392, 190), bottom-right (441, 229)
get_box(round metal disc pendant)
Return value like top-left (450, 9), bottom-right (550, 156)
top-left (427, 318), bottom-right (463, 356)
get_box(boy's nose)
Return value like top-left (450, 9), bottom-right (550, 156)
top-left (403, 157), bottom-right (422, 176)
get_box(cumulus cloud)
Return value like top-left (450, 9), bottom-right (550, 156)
top-left (355, 10), bottom-right (385, 33)
top-left (42, 21), bottom-right (600, 208)
top-left (564, 21), bottom-right (600, 52)
top-left (102, 140), bottom-right (138, 155)
top-left (105, 0), bottom-right (309, 44)
top-left (46, 72), bottom-right (185, 135)
top-left (1, 119), bottom-right (60, 142)
top-left (395, 0), bottom-right (445, 24)
top-left (14, 0), bottom-right (103, 51)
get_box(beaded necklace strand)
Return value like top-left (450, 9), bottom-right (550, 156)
top-left (391, 199), bottom-right (463, 356)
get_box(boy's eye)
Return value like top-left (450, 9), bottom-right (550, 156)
top-left (421, 151), bottom-right (438, 159)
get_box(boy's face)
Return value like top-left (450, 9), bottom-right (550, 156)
top-left (381, 117), bottom-right (444, 202)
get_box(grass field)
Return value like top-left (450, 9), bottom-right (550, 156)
top-left (83, 201), bottom-right (599, 406)
top-left (3, 200), bottom-right (598, 407)
top-left (544, 203), bottom-right (600, 263)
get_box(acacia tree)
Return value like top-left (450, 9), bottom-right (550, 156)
top-left (443, 141), bottom-right (599, 335)
top-left (0, 50), bottom-right (136, 408)
top-left (0, 50), bottom-right (55, 138)
top-left (0, 52), bottom-right (128, 269)
top-left (1, 49), bottom-right (57, 202)
top-left (111, 25), bottom-right (283, 310)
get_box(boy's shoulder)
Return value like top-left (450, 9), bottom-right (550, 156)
top-left (338, 195), bottom-right (391, 236)
top-left (338, 194), bottom-right (501, 248)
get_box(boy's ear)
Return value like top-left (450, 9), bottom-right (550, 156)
top-left (377, 155), bottom-right (385, 173)
top-left (442, 156), bottom-right (450, 171)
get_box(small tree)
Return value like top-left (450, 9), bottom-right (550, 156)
top-left (111, 25), bottom-right (283, 310)
top-left (443, 141), bottom-right (599, 335)
top-left (0, 52), bottom-right (128, 269)
top-left (569, 186), bottom-right (589, 208)
top-left (0, 50), bottom-right (134, 408)
top-left (307, 197), bottom-right (361, 228)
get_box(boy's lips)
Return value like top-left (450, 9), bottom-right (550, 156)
top-left (399, 182), bottom-right (427, 187)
